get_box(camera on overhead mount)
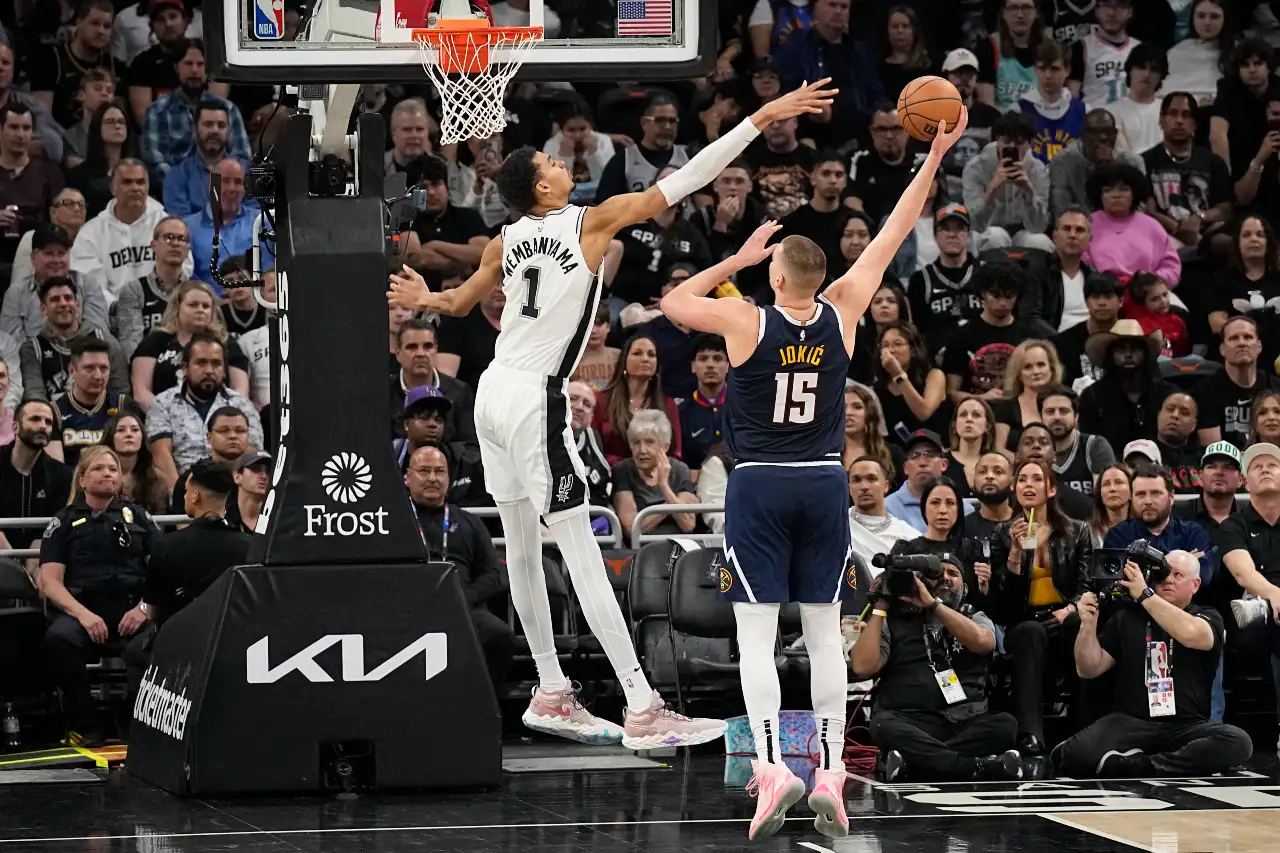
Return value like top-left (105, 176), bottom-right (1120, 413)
top-left (872, 553), bottom-right (943, 599)
top-left (244, 162), bottom-right (280, 205)
top-left (1086, 539), bottom-right (1172, 601)
top-left (309, 154), bottom-right (349, 197)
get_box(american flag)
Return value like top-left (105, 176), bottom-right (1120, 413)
top-left (617, 0), bottom-right (672, 36)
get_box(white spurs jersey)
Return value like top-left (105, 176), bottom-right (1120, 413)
top-left (492, 204), bottom-right (602, 379)
top-left (1079, 30), bottom-right (1138, 107)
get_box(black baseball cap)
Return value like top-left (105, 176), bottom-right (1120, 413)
top-left (905, 429), bottom-right (945, 455)
top-left (31, 223), bottom-right (72, 252)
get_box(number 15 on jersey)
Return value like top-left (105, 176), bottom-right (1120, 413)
top-left (773, 372), bottom-right (817, 424)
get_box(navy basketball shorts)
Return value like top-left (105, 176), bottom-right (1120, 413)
top-left (720, 463), bottom-right (855, 604)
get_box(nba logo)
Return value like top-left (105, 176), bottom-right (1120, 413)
top-left (254, 0), bottom-right (285, 39)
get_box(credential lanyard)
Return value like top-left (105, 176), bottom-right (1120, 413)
top-left (412, 503), bottom-right (450, 561)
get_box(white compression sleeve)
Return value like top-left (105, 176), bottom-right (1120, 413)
top-left (545, 510), bottom-right (654, 711)
top-left (656, 118), bottom-right (761, 205)
top-left (496, 500), bottom-right (566, 690)
top-left (800, 602), bottom-right (847, 772)
top-left (734, 602), bottom-right (783, 764)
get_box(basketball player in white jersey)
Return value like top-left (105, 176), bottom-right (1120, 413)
top-left (659, 111), bottom-right (968, 839)
top-left (388, 80), bottom-right (837, 749)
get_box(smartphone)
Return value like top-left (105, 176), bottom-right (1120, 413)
top-left (1269, 118), bottom-right (1280, 134)
top-left (1000, 145), bottom-right (1018, 166)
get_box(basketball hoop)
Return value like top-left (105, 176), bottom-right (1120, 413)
top-left (412, 18), bottom-right (542, 144)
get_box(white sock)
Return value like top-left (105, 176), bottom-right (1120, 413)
top-left (801, 602), bottom-right (847, 773)
top-left (734, 602), bottom-right (782, 764)
top-left (546, 510), bottom-right (653, 712)
top-left (496, 500), bottom-right (566, 691)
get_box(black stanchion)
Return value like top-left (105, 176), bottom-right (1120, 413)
top-left (127, 111), bottom-right (502, 794)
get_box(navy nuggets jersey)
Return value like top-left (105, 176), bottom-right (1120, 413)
top-left (55, 391), bottom-right (125, 466)
top-left (725, 298), bottom-right (849, 464)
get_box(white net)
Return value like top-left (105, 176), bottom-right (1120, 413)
top-left (415, 29), bottom-right (542, 144)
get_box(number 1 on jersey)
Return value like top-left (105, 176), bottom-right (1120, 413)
top-left (521, 266), bottom-right (541, 319)
top-left (772, 372), bottom-right (817, 424)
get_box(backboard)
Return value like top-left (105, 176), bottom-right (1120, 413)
top-left (208, 0), bottom-right (715, 84)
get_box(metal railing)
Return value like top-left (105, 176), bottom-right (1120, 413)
top-left (0, 515), bottom-right (192, 559)
top-left (0, 506), bottom-right (625, 559)
top-left (467, 505), bottom-right (624, 548)
top-left (630, 502), bottom-right (725, 550)
top-left (0, 491), bottom-right (1254, 560)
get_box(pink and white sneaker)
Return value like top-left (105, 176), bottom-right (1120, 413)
top-left (746, 760), bottom-right (805, 841)
top-left (521, 682), bottom-right (624, 745)
top-left (621, 691), bottom-right (727, 750)
top-left (807, 768), bottom-right (849, 838)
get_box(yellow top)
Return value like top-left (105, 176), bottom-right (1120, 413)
top-left (1028, 562), bottom-right (1063, 607)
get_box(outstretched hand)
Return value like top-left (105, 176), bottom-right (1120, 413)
top-left (733, 220), bottom-right (782, 267)
top-left (388, 265), bottom-right (433, 312)
top-left (929, 107), bottom-right (970, 159)
top-left (756, 79), bottom-right (839, 126)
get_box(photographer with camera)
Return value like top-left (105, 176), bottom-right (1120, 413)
top-left (995, 459), bottom-right (1093, 756)
top-left (1054, 551), bottom-right (1252, 777)
top-left (852, 552), bottom-right (1022, 782)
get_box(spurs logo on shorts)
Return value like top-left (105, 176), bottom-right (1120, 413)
top-left (555, 474), bottom-right (575, 504)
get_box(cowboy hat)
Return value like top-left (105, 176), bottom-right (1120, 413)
top-left (1084, 319), bottom-right (1163, 368)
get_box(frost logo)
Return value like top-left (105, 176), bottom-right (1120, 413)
top-left (322, 452), bottom-right (372, 503)
top-left (305, 453), bottom-right (388, 537)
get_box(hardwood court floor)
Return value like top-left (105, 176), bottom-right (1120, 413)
top-left (1047, 809), bottom-right (1280, 853)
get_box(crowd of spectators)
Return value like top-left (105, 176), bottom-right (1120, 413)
top-left (5, 0), bottom-right (1280, 773)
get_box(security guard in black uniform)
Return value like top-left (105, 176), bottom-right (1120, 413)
top-left (38, 446), bottom-right (159, 745)
top-left (124, 459), bottom-right (253, 706)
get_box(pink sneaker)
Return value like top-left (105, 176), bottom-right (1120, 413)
top-left (808, 768), bottom-right (849, 838)
top-left (521, 683), bottom-right (624, 745)
top-left (746, 760), bottom-right (805, 841)
top-left (621, 692), bottom-right (727, 750)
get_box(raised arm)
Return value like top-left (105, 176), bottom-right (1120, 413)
top-left (388, 234), bottom-right (504, 318)
top-left (582, 81), bottom-right (838, 245)
top-left (824, 110), bottom-right (969, 323)
top-left (659, 221), bottom-right (776, 344)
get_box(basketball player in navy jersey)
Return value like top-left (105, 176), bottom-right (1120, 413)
top-left (660, 111), bottom-right (969, 840)
top-left (389, 81), bottom-right (837, 750)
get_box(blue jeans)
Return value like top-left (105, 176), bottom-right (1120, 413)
top-left (1210, 652), bottom-right (1224, 723)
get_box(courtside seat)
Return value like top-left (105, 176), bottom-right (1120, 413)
top-left (0, 559), bottom-right (47, 707)
top-left (627, 541), bottom-right (681, 688)
top-left (499, 551), bottom-right (578, 656)
top-left (668, 548), bottom-right (786, 710)
top-left (574, 548), bottom-right (636, 665)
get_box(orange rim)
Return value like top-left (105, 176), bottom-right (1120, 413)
top-left (411, 24), bottom-right (543, 74)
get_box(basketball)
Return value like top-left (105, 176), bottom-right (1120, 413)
top-left (896, 76), bottom-right (964, 142)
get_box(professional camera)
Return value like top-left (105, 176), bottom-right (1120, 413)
top-left (1086, 539), bottom-right (1172, 600)
top-left (872, 553), bottom-right (943, 598)
top-left (244, 162), bottom-right (279, 205)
